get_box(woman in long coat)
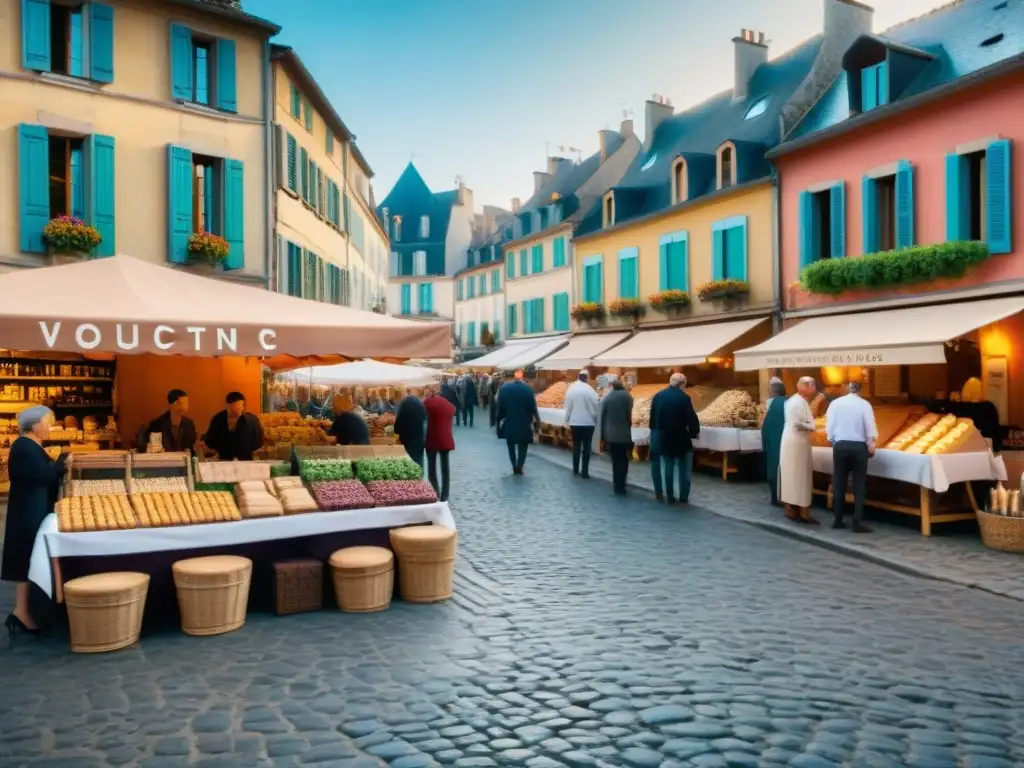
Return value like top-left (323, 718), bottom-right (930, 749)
top-left (761, 378), bottom-right (787, 507)
top-left (779, 377), bottom-right (819, 524)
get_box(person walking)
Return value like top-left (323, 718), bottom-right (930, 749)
top-left (460, 375), bottom-right (478, 427)
top-left (649, 373), bottom-right (700, 503)
top-left (600, 379), bottom-right (634, 495)
top-left (564, 370), bottom-right (599, 478)
top-left (761, 377), bottom-right (787, 507)
top-left (394, 391), bottom-right (427, 467)
top-left (496, 370), bottom-right (539, 475)
top-left (440, 378), bottom-right (459, 425)
top-left (424, 386), bottom-right (456, 501)
top-left (780, 376), bottom-right (819, 525)
top-left (826, 381), bottom-right (877, 533)
top-left (488, 374), bottom-right (501, 427)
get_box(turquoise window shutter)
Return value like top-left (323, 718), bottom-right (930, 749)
top-left (712, 229), bottom-right (725, 280)
top-left (479, 274), bottom-right (486, 295)
top-left (522, 302), bottom-right (530, 334)
top-left (895, 160), bottom-right (915, 250)
top-left (492, 269), bottom-right (499, 292)
top-left (88, 3), bottom-right (114, 83)
top-left (724, 224), bottom-right (747, 280)
top-left (215, 38), bottom-right (237, 112)
top-left (401, 284), bottom-right (411, 314)
top-left (290, 84), bottom-right (300, 117)
top-left (222, 159), bottom-right (245, 270)
top-left (671, 238), bottom-right (689, 291)
top-left (658, 243), bottom-right (669, 291)
top-left (170, 23), bottom-right (193, 100)
top-left (18, 124), bottom-right (50, 253)
top-left (618, 249), bottom-right (638, 299)
top-left (22, 0), bottom-right (52, 71)
top-left (830, 183), bottom-right (846, 258)
top-left (299, 148), bottom-right (308, 201)
top-left (553, 237), bottom-right (565, 267)
top-left (532, 244), bottom-right (543, 273)
top-left (945, 153), bottom-right (968, 242)
top-left (506, 253), bottom-right (515, 279)
top-left (877, 61), bottom-right (889, 106)
top-left (87, 134), bottom-right (116, 256)
top-left (798, 190), bottom-right (814, 267)
top-left (425, 284), bottom-right (433, 312)
top-left (167, 145), bottom-right (193, 263)
top-left (536, 298), bottom-right (545, 332)
top-left (861, 64), bottom-right (877, 111)
top-left (287, 243), bottom-right (302, 296)
top-left (507, 304), bottom-right (515, 334)
top-left (520, 249), bottom-right (527, 275)
top-left (862, 176), bottom-right (878, 253)
top-left (986, 139), bottom-right (1012, 255)
top-left (286, 134), bottom-right (297, 192)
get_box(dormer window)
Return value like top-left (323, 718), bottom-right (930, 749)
top-left (419, 215), bottom-right (430, 239)
top-left (861, 62), bottom-right (889, 112)
top-left (717, 143), bottom-right (736, 190)
top-left (744, 96), bottom-right (769, 120)
top-left (671, 158), bottom-right (688, 204)
top-left (392, 216), bottom-right (402, 242)
top-left (603, 192), bottom-right (615, 228)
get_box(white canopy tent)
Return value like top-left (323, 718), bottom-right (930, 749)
top-left (285, 359), bottom-right (442, 387)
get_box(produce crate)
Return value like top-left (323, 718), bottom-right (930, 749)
top-left (273, 559), bottom-right (323, 615)
top-left (63, 451), bottom-right (131, 498)
top-left (132, 451), bottom-right (194, 490)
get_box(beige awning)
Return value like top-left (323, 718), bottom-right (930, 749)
top-left (463, 338), bottom-right (546, 369)
top-left (593, 318), bottom-right (766, 368)
top-left (734, 296), bottom-right (1024, 371)
top-left (498, 335), bottom-right (570, 370)
top-left (537, 332), bottom-right (630, 370)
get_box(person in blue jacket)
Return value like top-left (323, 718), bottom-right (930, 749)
top-left (495, 370), bottom-right (539, 475)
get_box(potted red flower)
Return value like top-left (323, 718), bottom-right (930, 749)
top-left (187, 230), bottom-right (230, 272)
top-left (696, 279), bottom-right (750, 305)
top-left (41, 216), bottom-right (102, 264)
top-left (570, 302), bottom-right (606, 327)
top-left (608, 298), bottom-right (645, 321)
top-left (648, 290), bottom-right (691, 315)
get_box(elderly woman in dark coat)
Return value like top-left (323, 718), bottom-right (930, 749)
top-left (761, 377), bottom-right (787, 507)
top-left (2, 406), bottom-right (67, 639)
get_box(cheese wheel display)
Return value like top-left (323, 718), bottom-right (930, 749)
top-left (57, 495), bottom-right (137, 532)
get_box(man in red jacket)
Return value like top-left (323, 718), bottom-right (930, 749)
top-left (424, 385), bottom-right (456, 502)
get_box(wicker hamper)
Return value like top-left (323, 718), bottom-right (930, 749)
top-left (976, 510), bottom-right (1024, 553)
top-left (329, 547), bottom-right (393, 612)
top-left (273, 559), bottom-right (323, 615)
top-left (65, 572), bottom-right (149, 653)
top-left (173, 555), bottom-right (252, 636)
top-left (389, 525), bottom-right (457, 603)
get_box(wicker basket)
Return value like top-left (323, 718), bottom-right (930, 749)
top-left (65, 571), bottom-right (149, 653)
top-left (329, 547), bottom-right (393, 613)
top-left (173, 555), bottom-right (252, 636)
top-left (389, 526), bottom-right (457, 603)
top-left (976, 510), bottom-right (1024, 553)
top-left (273, 559), bottom-right (323, 615)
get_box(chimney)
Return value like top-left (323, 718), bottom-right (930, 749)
top-left (598, 130), bottom-right (617, 162)
top-left (643, 97), bottom-right (673, 152)
top-left (533, 171), bottom-right (551, 193)
top-left (511, 197), bottom-right (521, 214)
top-left (620, 119), bottom-right (634, 138)
top-left (823, 0), bottom-right (873, 56)
top-left (733, 29), bottom-right (769, 101)
top-left (547, 156), bottom-right (570, 176)
top-left (456, 177), bottom-right (466, 205)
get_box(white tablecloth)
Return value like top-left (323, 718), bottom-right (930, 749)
top-left (811, 448), bottom-right (1006, 493)
top-left (738, 430), bottom-right (762, 452)
top-left (29, 502), bottom-right (456, 598)
top-left (537, 407), bottom-right (567, 425)
top-left (631, 428), bottom-right (650, 445)
top-left (692, 427), bottom-right (743, 452)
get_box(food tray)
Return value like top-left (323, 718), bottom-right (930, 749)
top-left (130, 491), bottom-right (241, 527)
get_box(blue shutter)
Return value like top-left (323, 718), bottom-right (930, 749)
top-left (535, 298), bottom-right (545, 333)
top-left (22, 0), bottom-right (52, 72)
top-left (88, 3), bottom-right (114, 83)
top-left (18, 124), bottom-right (50, 254)
top-left (861, 65), bottom-right (877, 111)
top-left (724, 224), bottom-right (747, 281)
top-left (986, 139), bottom-right (1012, 255)
top-left (945, 153), bottom-right (968, 242)
top-left (506, 253), bottom-right (515, 279)
top-left (658, 243), bottom-right (669, 291)
top-left (299, 148), bottom-right (308, 201)
top-left (88, 134), bottom-right (116, 256)
top-left (877, 61), bottom-right (889, 106)
top-left (673, 238), bottom-right (689, 291)
top-left (167, 145), bottom-right (193, 263)
top-left (520, 249), bottom-right (527, 276)
top-left (170, 24), bottom-right (193, 101)
top-left (862, 176), bottom-right (878, 254)
top-left (216, 38), bottom-right (237, 112)
top-left (401, 284), bottom-right (411, 314)
top-left (895, 160), bottom-right (914, 250)
top-left (798, 190), bottom-right (814, 267)
top-left (712, 229), bottom-right (725, 280)
top-left (222, 159), bottom-right (244, 270)
top-left (618, 248), bottom-right (638, 299)
top-left (830, 183), bottom-right (846, 258)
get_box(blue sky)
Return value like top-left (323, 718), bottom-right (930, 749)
top-left (246, 0), bottom-right (949, 210)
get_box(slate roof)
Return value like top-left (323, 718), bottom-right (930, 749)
top-left (377, 163), bottom-right (459, 275)
top-left (785, 0), bottom-right (1024, 146)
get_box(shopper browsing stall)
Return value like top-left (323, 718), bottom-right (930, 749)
top-left (202, 392), bottom-right (264, 461)
top-left (564, 370), bottom-right (599, 478)
top-left (825, 381), bottom-right (878, 533)
top-left (424, 385), bottom-right (456, 501)
top-left (394, 392), bottom-right (427, 466)
top-left (137, 389), bottom-right (197, 454)
top-left (780, 377), bottom-right (819, 525)
top-left (327, 393), bottom-right (371, 447)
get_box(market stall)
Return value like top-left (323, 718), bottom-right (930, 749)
top-left (463, 337), bottom-right (551, 369)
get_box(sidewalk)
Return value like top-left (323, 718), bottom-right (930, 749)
top-left (530, 441), bottom-right (1024, 602)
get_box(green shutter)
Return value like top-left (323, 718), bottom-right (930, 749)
top-left (287, 242), bottom-right (302, 296)
top-left (299, 148), bottom-right (309, 201)
top-left (986, 139), bottom-right (1012, 255)
top-left (457, 279), bottom-right (463, 300)
top-left (534, 298), bottom-right (544, 333)
top-left (798, 190), bottom-right (814, 267)
top-left (506, 253), bottom-right (515, 279)
top-left (170, 23), bottom-right (193, 101)
top-left (89, 3), bottom-right (115, 83)
top-left (895, 160), bottom-right (914, 250)
top-left (326, 132), bottom-right (334, 155)
top-left (87, 133), bottom-right (116, 257)
top-left (222, 158), bottom-right (244, 270)
top-left (712, 229), bottom-right (725, 280)
top-left (215, 38), bottom-right (237, 112)
top-left (830, 183), bottom-right (845, 258)
top-left (520, 248), bottom-right (527, 276)
top-left (877, 61), bottom-right (890, 105)
top-left (286, 134), bottom-right (297, 192)
top-left (945, 153), bottom-right (968, 242)
top-left (167, 145), bottom-right (193, 263)
top-left (658, 242), bottom-right (669, 291)
top-left (861, 64), bottom-right (877, 111)
top-left (862, 176), bottom-right (878, 253)
top-left (672, 238), bottom-right (689, 291)
top-left (492, 269), bottom-right (499, 292)
top-left (553, 236), bottom-right (565, 267)
top-left (22, 0), bottom-right (52, 72)
top-left (401, 283), bottom-right (411, 314)
top-left (304, 99), bottom-right (313, 132)
top-left (18, 124), bottom-right (50, 254)
top-left (290, 84), bottom-right (301, 117)
top-left (532, 244), bottom-right (543, 273)
top-left (618, 248), bottom-right (638, 299)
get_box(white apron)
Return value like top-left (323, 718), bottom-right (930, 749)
top-left (779, 394), bottom-right (815, 508)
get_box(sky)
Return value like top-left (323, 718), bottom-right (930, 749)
top-left (245, 0), bottom-right (953, 211)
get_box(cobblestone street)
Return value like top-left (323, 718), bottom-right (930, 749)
top-left (3, 420), bottom-right (1024, 768)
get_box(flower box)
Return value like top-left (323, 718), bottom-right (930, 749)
top-left (187, 231), bottom-right (230, 269)
top-left (696, 279), bottom-right (750, 303)
top-left (41, 216), bottom-right (101, 264)
top-left (607, 299), bottom-right (645, 320)
top-left (570, 302), bottom-right (606, 325)
top-left (648, 290), bottom-right (691, 314)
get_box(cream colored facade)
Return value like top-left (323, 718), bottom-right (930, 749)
top-left (0, 0), bottom-right (275, 277)
top-left (454, 264), bottom-right (505, 347)
top-left (504, 224), bottom-right (574, 337)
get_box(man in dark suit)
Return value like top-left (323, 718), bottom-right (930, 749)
top-left (600, 379), bottom-right (634, 495)
top-left (488, 374), bottom-right (501, 427)
top-left (440, 379), bottom-right (460, 425)
top-left (394, 392), bottom-right (427, 467)
top-left (649, 373), bottom-right (701, 504)
top-left (496, 370), bottom-right (539, 475)
top-left (138, 388), bottom-right (197, 454)
top-left (460, 375), bottom-right (478, 427)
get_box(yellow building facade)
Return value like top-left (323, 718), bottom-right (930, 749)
top-left (503, 223), bottom-right (574, 338)
top-left (0, 0), bottom-right (277, 277)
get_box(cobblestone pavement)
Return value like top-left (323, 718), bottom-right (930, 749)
top-left (2, 417), bottom-right (1024, 767)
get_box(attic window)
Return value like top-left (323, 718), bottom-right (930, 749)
top-left (392, 216), bottom-right (402, 242)
top-left (980, 33), bottom-right (1004, 47)
top-left (603, 192), bottom-right (615, 228)
top-left (718, 144), bottom-right (735, 190)
top-left (744, 97), bottom-right (769, 120)
top-left (671, 158), bottom-right (687, 204)
top-left (640, 153), bottom-right (658, 172)
top-left (420, 215), bottom-right (430, 238)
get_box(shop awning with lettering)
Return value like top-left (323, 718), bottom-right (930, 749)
top-left (536, 332), bottom-right (630, 370)
top-left (592, 318), bottom-right (766, 368)
top-left (733, 297), bottom-right (1024, 371)
top-left (498, 335), bottom-right (571, 370)
top-left (463, 338), bottom-right (548, 369)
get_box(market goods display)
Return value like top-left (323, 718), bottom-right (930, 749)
top-left (131, 491), bottom-right (241, 527)
top-left (885, 413), bottom-right (970, 454)
top-left (686, 385), bottom-right (728, 413)
top-left (131, 477), bottom-right (189, 494)
top-left (989, 482), bottom-right (1022, 516)
top-left (279, 486), bottom-right (319, 514)
top-left (366, 413), bottom-right (397, 438)
top-left (234, 481), bottom-right (283, 518)
top-left (356, 457), bottom-right (424, 482)
top-left (196, 461), bottom-right (270, 484)
top-left (70, 479), bottom-right (126, 497)
top-left (923, 418), bottom-right (975, 455)
top-left (697, 389), bottom-right (759, 429)
top-left (195, 482), bottom-right (235, 493)
top-left (268, 463), bottom-right (292, 478)
top-left (537, 382), bottom-right (570, 409)
top-left (57, 495), bottom-right (137, 532)
top-left (310, 480), bottom-right (376, 511)
top-left (365, 480), bottom-right (439, 507)
top-left (272, 477), bottom-right (305, 494)
top-left (300, 458), bottom-right (354, 482)
top-left (961, 377), bottom-right (982, 403)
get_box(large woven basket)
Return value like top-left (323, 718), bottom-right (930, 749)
top-left (273, 559), bottom-right (323, 615)
top-left (173, 555), bottom-right (252, 636)
top-left (389, 526), bottom-right (457, 603)
top-left (976, 510), bottom-right (1024, 553)
top-left (329, 547), bottom-right (393, 613)
top-left (65, 572), bottom-right (149, 653)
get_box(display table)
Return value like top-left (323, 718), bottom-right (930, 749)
top-left (30, 502), bottom-right (456, 599)
top-left (537, 407), bottom-right (566, 425)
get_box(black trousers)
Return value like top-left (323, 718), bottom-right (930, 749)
top-left (506, 441), bottom-right (528, 471)
top-left (405, 444), bottom-right (424, 469)
top-left (427, 449), bottom-right (451, 502)
top-left (833, 441), bottom-right (869, 524)
top-left (570, 426), bottom-right (594, 476)
top-left (489, 398), bottom-right (497, 427)
top-left (608, 442), bottom-right (631, 493)
top-left (461, 404), bottom-right (474, 426)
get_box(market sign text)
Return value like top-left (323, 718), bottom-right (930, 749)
top-left (39, 322), bottom-right (278, 352)
top-left (761, 351), bottom-right (887, 367)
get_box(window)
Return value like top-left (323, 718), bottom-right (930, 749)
top-left (290, 83), bottom-right (301, 118)
top-left (672, 158), bottom-right (687, 204)
top-left (285, 241), bottom-right (302, 297)
top-left (48, 136), bottom-right (86, 221)
top-left (531, 244), bottom-right (543, 274)
top-left (508, 303), bottom-right (518, 335)
top-left (327, 263), bottom-right (343, 304)
top-left (506, 252), bottom-right (515, 279)
top-left (860, 62), bottom-right (889, 112)
top-left (538, 207), bottom-right (549, 230)
top-left (326, 132), bottom-right (334, 155)
top-left (420, 215), bottom-right (430, 239)
top-left (51, 3), bottom-right (84, 77)
top-left (711, 216), bottom-right (747, 281)
top-left (413, 250), bottom-right (426, 276)
top-left (640, 152), bottom-right (658, 172)
top-left (303, 98), bottom-right (313, 132)
top-left (582, 256), bottom-right (603, 304)
top-left (191, 154), bottom-right (218, 234)
top-left (863, 162), bottom-right (914, 253)
top-left (392, 216), bottom-right (402, 242)
top-left (466, 250), bottom-right (475, 269)
top-left (479, 274), bottom-right (487, 295)
top-left (798, 184), bottom-right (846, 267)
top-left (719, 145), bottom-right (734, 190)
top-left (744, 96), bottom-right (769, 120)
top-left (553, 236), bottom-right (566, 268)
top-left (457, 279), bottom-right (464, 300)
top-left (468, 321), bottom-right (477, 346)
top-left (618, 247), bottom-right (639, 299)
top-left (946, 140), bottom-right (1013, 253)
top-left (167, 145), bottom-right (243, 267)
top-left (170, 25), bottom-right (237, 112)
top-left (467, 276), bottom-right (476, 299)
top-left (22, 1), bottom-right (114, 83)
top-left (553, 292), bottom-right (570, 332)
top-left (519, 248), bottom-right (528, 276)
top-left (658, 231), bottom-right (689, 291)
top-left (491, 269), bottom-right (500, 292)
top-left (400, 283), bottom-right (412, 314)
top-left (603, 193), bottom-right (615, 228)
top-left (523, 299), bottom-right (545, 334)
top-left (418, 283), bottom-right (433, 314)
top-left (192, 40), bottom-right (211, 105)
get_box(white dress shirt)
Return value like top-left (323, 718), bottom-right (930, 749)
top-left (564, 381), bottom-right (599, 427)
top-left (825, 394), bottom-right (878, 444)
